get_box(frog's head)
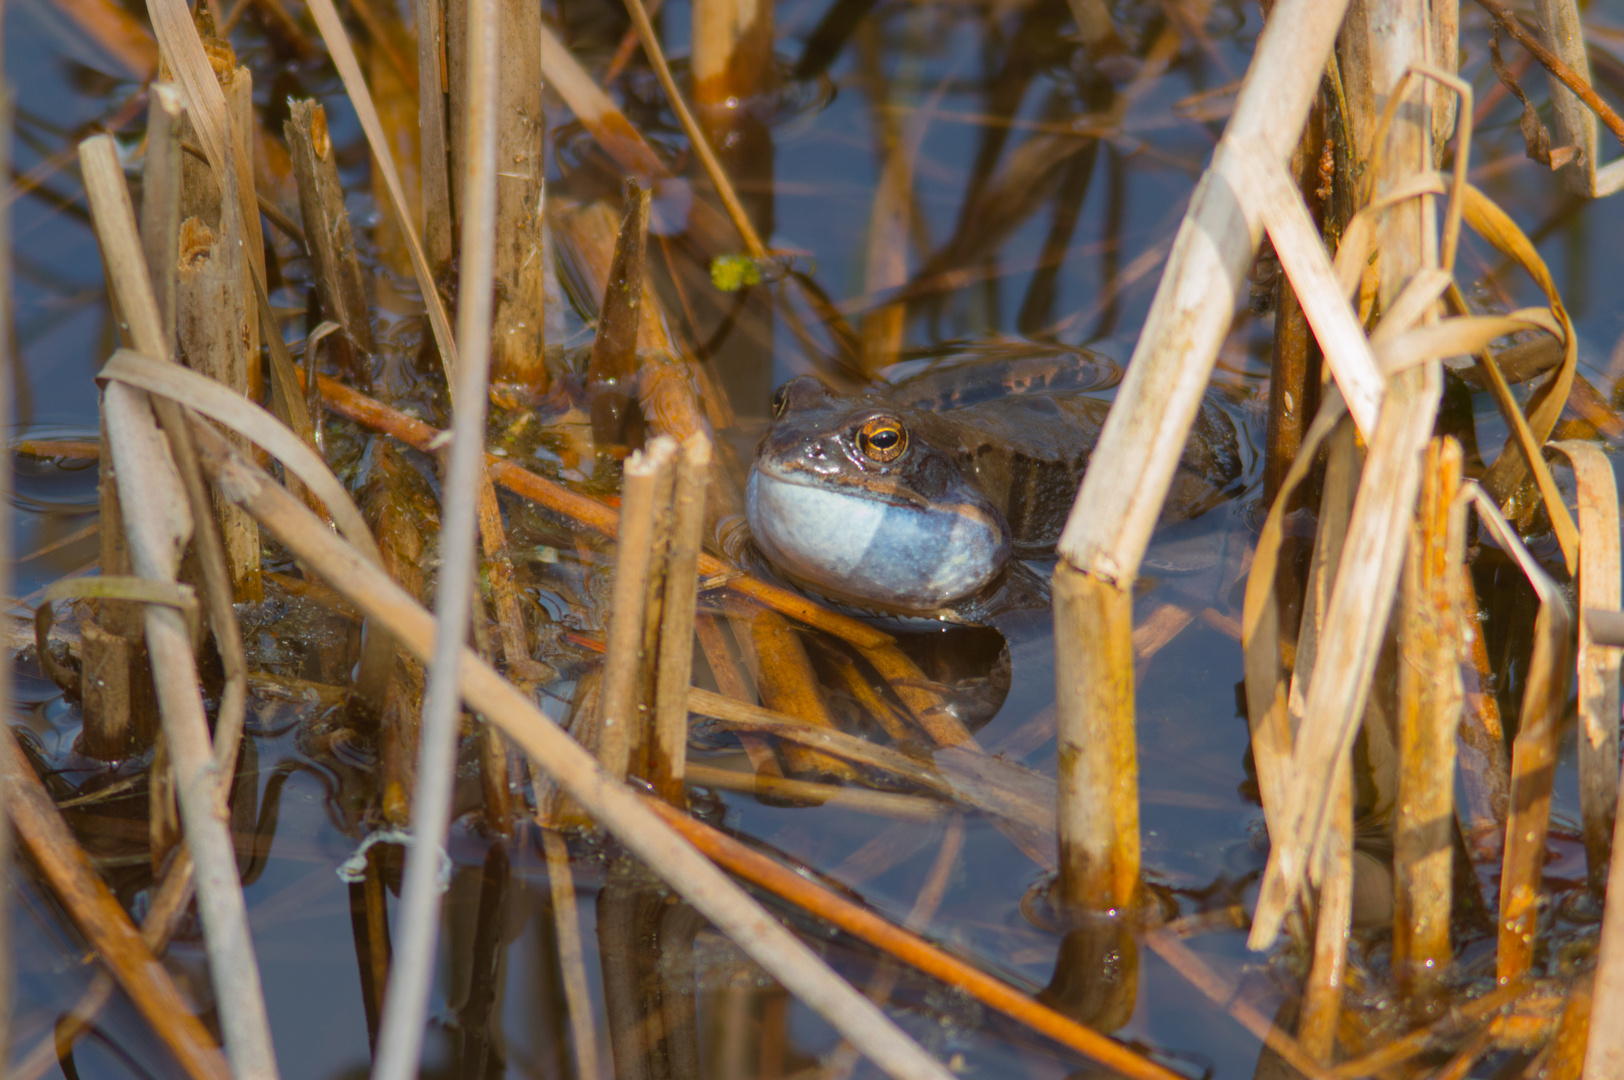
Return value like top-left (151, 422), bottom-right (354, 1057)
top-left (746, 376), bottom-right (1010, 612)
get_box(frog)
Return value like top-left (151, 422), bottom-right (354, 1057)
top-left (745, 348), bottom-right (1246, 622)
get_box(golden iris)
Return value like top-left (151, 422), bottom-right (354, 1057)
top-left (857, 416), bottom-right (907, 462)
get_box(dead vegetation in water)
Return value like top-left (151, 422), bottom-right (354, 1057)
top-left (10, 0), bottom-right (1624, 1077)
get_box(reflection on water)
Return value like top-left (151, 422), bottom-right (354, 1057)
top-left (7, 0), bottom-right (1624, 1074)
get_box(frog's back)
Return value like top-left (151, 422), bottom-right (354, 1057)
top-left (884, 353), bottom-right (1244, 551)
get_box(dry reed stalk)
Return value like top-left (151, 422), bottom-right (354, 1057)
top-left (1393, 436), bottom-right (1465, 996)
top-left (1053, 563), bottom-right (1137, 913)
top-left (1297, 762), bottom-right (1352, 1060)
top-left (1541, 974), bottom-right (1592, 1080)
top-left (0, 728), bottom-right (231, 1080)
top-left (146, 1), bottom-right (265, 311)
top-left (685, 763), bottom-right (947, 821)
top-left (1263, 263), bottom-right (1320, 510)
top-left (1049, 0), bottom-right (1352, 922)
top-left (83, 457), bottom-right (144, 756)
top-left (175, 133), bottom-right (261, 602)
top-left (488, 0), bottom-right (546, 392)
top-left (285, 99), bottom-right (375, 384)
top-left (651, 434), bottom-right (711, 803)
top-left (691, 0), bottom-right (773, 134)
top-left (101, 353), bottom-right (378, 556)
top-left (598, 437), bottom-right (678, 781)
top-left (79, 133), bottom-right (280, 1080)
top-left (1553, 441), bottom-right (1622, 892)
top-left (752, 609), bottom-right (859, 780)
top-left (415, 0), bottom-right (454, 272)
top-left (1224, 140), bottom-right (1384, 437)
top-left (142, 85), bottom-right (184, 355)
top-left (186, 423), bottom-right (954, 1080)
top-left (301, 368), bottom-right (892, 647)
top-left (1467, 484), bottom-right (1571, 986)
top-left (1249, 2), bottom-right (1446, 947)
top-left (541, 830), bottom-right (601, 1080)
top-left (819, 646), bottom-right (914, 743)
top-left (361, 442), bottom-right (432, 821)
top-left (225, 65), bottom-right (263, 373)
top-left (587, 180), bottom-right (653, 449)
top-left (371, 0), bottom-right (500, 1071)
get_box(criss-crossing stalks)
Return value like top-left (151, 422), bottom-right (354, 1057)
top-left (22, 0), bottom-right (1624, 1074)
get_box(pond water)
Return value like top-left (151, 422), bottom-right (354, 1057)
top-left (6, 0), bottom-right (1624, 1077)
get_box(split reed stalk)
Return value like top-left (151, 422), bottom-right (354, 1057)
top-left (369, 0), bottom-right (500, 1073)
top-left (651, 434), bottom-right (711, 803)
top-left (598, 437), bottom-right (678, 781)
top-left (1393, 437), bottom-right (1464, 995)
top-left (79, 133), bottom-right (280, 1080)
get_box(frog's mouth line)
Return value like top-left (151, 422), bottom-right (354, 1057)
top-left (750, 457), bottom-right (934, 511)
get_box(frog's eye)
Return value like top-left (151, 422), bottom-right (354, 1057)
top-left (770, 385), bottom-right (789, 419)
top-left (857, 416), bottom-right (908, 462)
